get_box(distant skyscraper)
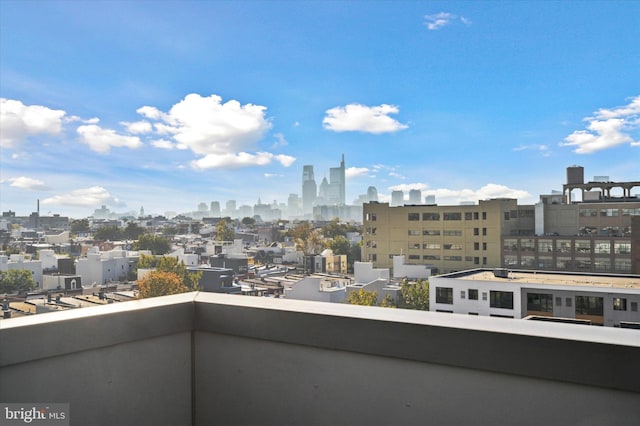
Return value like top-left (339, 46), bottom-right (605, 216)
top-left (198, 202), bottom-right (208, 212)
top-left (328, 154), bottom-right (346, 205)
top-left (210, 201), bottom-right (221, 217)
top-left (302, 165), bottom-right (317, 215)
top-left (408, 189), bottom-right (421, 205)
top-left (367, 186), bottom-right (378, 202)
top-left (225, 200), bottom-right (237, 218)
top-left (318, 177), bottom-right (329, 204)
top-left (139, 206), bottom-right (145, 217)
top-left (391, 190), bottom-right (404, 207)
top-left (424, 195), bottom-right (436, 205)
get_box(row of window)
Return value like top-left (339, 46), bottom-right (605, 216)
top-left (436, 288), bottom-right (513, 309)
top-left (437, 289), bottom-right (639, 315)
top-left (410, 228), bottom-right (487, 236)
top-left (503, 256), bottom-right (632, 272)
top-left (409, 212), bottom-right (489, 221)
top-left (504, 239), bottom-right (631, 254)
top-left (579, 208), bottom-right (640, 217)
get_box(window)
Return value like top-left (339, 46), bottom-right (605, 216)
top-left (423, 243), bottom-right (440, 250)
top-left (474, 257), bottom-right (479, 265)
top-left (521, 239), bottom-right (535, 252)
top-left (615, 259), bottom-right (631, 273)
top-left (600, 208), bottom-right (619, 217)
top-left (482, 292), bottom-right (487, 301)
top-left (474, 228), bottom-right (479, 236)
top-left (423, 230), bottom-right (440, 236)
top-left (527, 293), bottom-right (553, 312)
top-left (504, 212), bottom-right (510, 220)
top-left (408, 213), bottom-right (420, 221)
top-left (482, 212), bottom-right (487, 220)
top-left (556, 240), bottom-right (572, 253)
top-left (482, 257), bottom-right (487, 265)
top-left (566, 298), bottom-right (572, 307)
top-left (461, 290), bottom-right (466, 299)
top-left (366, 227), bottom-right (377, 235)
top-left (594, 241), bottom-right (610, 254)
top-left (575, 241), bottom-right (591, 253)
top-left (482, 242), bottom-right (487, 251)
top-left (365, 213), bottom-right (377, 221)
top-left (594, 259), bottom-right (611, 271)
top-left (423, 255), bottom-right (440, 260)
top-left (622, 208), bottom-right (640, 216)
top-left (473, 212), bottom-right (479, 220)
top-left (555, 297), bottom-right (562, 306)
top-left (580, 208), bottom-right (597, 217)
top-left (538, 240), bottom-right (553, 253)
top-left (423, 213), bottom-right (440, 221)
top-left (482, 228), bottom-right (487, 236)
top-left (465, 256), bottom-right (473, 262)
top-left (490, 291), bottom-right (514, 309)
top-left (443, 230), bottom-right (462, 236)
top-left (468, 289), bottom-right (478, 300)
top-left (631, 302), bottom-right (638, 312)
top-left (408, 229), bottom-right (420, 236)
top-left (465, 212), bottom-right (473, 220)
top-left (368, 254), bottom-right (377, 262)
top-left (443, 212), bottom-right (462, 220)
top-left (436, 287), bottom-right (453, 304)
top-left (474, 242), bottom-right (479, 250)
top-left (538, 257), bottom-right (553, 269)
top-left (408, 255), bottom-right (420, 260)
top-left (443, 256), bottom-right (462, 261)
top-left (614, 242), bottom-right (631, 254)
top-left (504, 239), bottom-right (517, 252)
top-left (410, 243), bottom-right (420, 249)
top-left (443, 244), bottom-right (462, 250)
top-left (575, 296), bottom-right (603, 316)
top-left (613, 298), bottom-right (627, 311)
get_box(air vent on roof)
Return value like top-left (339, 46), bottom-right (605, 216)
top-left (493, 268), bottom-right (509, 278)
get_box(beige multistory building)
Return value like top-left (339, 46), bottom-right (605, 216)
top-left (362, 198), bottom-right (535, 274)
top-left (362, 167), bottom-right (640, 275)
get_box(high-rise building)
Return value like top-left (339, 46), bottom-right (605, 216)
top-left (302, 165), bottom-right (317, 215)
top-left (224, 200), bottom-right (237, 218)
top-left (210, 202), bottom-right (221, 217)
top-left (327, 154), bottom-right (346, 205)
top-left (367, 186), bottom-right (378, 203)
top-left (391, 190), bottom-right (404, 207)
top-left (408, 189), bottom-right (421, 205)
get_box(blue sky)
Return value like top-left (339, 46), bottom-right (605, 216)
top-left (1, 0), bottom-right (639, 218)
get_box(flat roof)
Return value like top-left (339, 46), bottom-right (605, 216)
top-left (446, 269), bottom-right (640, 290)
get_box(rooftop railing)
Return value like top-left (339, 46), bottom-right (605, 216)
top-left (1, 292), bottom-right (639, 425)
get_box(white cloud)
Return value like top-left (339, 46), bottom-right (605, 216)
top-left (264, 173), bottom-right (284, 178)
top-left (77, 124), bottom-right (143, 153)
top-left (0, 98), bottom-right (66, 148)
top-left (191, 152), bottom-right (295, 170)
top-left (5, 176), bottom-right (50, 191)
top-left (513, 144), bottom-right (551, 157)
top-left (151, 139), bottom-right (175, 150)
top-left (323, 103), bottom-right (408, 134)
top-left (41, 186), bottom-right (125, 207)
top-left (383, 183), bottom-right (530, 204)
top-left (121, 120), bottom-right (152, 134)
top-left (135, 93), bottom-right (293, 169)
top-left (271, 132), bottom-right (288, 148)
top-left (345, 167), bottom-right (369, 178)
top-left (424, 12), bottom-right (456, 30)
top-left (389, 172), bottom-right (406, 179)
top-left (561, 96), bottom-right (640, 153)
top-left (460, 16), bottom-right (472, 26)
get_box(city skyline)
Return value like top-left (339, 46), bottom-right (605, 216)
top-left (1, 1), bottom-right (639, 218)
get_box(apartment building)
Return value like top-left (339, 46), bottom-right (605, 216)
top-left (363, 167), bottom-right (639, 275)
top-left (362, 198), bottom-right (535, 274)
top-left (430, 268), bottom-right (640, 327)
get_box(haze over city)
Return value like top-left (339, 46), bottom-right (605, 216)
top-left (1, 1), bottom-right (638, 218)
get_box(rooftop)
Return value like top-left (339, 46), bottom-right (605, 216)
top-left (448, 269), bottom-right (640, 289)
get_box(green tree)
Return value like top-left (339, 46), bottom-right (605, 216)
top-left (94, 225), bottom-right (123, 241)
top-left (215, 219), bottom-right (236, 241)
top-left (134, 234), bottom-right (171, 255)
top-left (347, 289), bottom-right (378, 306)
top-left (137, 270), bottom-right (189, 298)
top-left (70, 219), bottom-right (90, 234)
top-left (329, 235), bottom-right (351, 256)
top-left (380, 294), bottom-right (397, 308)
top-left (156, 256), bottom-right (202, 291)
top-left (399, 279), bottom-right (430, 310)
top-left (241, 217), bottom-right (256, 227)
top-left (124, 222), bottom-right (145, 240)
top-left (136, 253), bottom-right (158, 270)
top-left (0, 269), bottom-right (37, 294)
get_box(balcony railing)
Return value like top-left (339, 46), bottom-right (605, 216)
top-left (1, 292), bottom-right (639, 425)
